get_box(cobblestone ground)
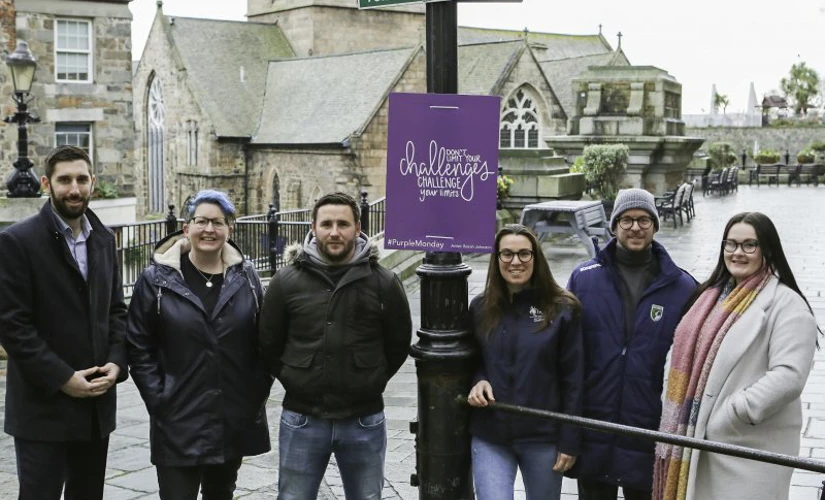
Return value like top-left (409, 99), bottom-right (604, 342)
top-left (0, 185), bottom-right (823, 499)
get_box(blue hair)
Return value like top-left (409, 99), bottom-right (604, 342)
top-left (187, 190), bottom-right (236, 221)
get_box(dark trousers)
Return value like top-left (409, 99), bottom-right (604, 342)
top-left (14, 435), bottom-right (109, 500)
top-left (156, 458), bottom-right (243, 500)
top-left (577, 479), bottom-right (651, 500)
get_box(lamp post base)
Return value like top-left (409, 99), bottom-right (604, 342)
top-left (5, 168), bottom-right (41, 198)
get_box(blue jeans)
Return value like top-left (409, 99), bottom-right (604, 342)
top-left (471, 435), bottom-right (564, 500)
top-left (278, 409), bottom-right (386, 500)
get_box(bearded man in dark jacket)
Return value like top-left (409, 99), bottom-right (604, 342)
top-left (0, 146), bottom-right (127, 500)
top-left (259, 192), bottom-right (412, 500)
top-left (566, 189), bottom-right (696, 500)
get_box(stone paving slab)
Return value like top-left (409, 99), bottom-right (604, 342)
top-left (0, 185), bottom-right (824, 499)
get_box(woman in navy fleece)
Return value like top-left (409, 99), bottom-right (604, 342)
top-left (467, 224), bottom-right (584, 500)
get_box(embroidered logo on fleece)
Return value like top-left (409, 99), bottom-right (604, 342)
top-left (650, 304), bottom-right (664, 322)
top-left (529, 306), bottom-right (545, 324)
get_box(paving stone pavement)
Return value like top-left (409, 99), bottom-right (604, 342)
top-left (0, 185), bottom-right (824, 499)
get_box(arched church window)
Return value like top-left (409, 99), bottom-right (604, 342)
top-left (147, 77), bottom-right (165, 213)
top-left (499, 87), bottom-right (541, 149)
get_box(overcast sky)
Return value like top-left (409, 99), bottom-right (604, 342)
top-left (130, 0), bottom-right (825, 115)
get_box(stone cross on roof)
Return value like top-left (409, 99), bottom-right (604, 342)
top-left (617, 31), bottom-right (623, 50)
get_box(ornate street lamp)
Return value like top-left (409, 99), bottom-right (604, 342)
top-left (4, 41), bottom-right (41, 198)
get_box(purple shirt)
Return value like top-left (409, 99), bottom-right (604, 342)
top-left (51, 206), bottom-right (93, 280)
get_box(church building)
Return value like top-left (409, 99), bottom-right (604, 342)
top-left (132, 0), bottom-right (629, 217)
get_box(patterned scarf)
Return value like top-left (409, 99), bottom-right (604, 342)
top-left (653, 266), bottom-right (771, 500)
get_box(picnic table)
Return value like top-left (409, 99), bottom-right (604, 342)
top-left (520, 200), bottom-right (610, 258)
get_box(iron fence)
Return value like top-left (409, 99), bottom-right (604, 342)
top-left (461, 397), bottom-right (825, 498)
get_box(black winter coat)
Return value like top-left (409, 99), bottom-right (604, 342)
top-left (0, 202), bottom-right (127, 441)
top-left (127, 233), bottom-right (272, 466)
top-left (258, 238), bottom-right (412, 419)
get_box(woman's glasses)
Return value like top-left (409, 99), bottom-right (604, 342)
top-left (722, 239), bottom-right (759, 254)
top-left (498, 250), bottom-right (534, 263)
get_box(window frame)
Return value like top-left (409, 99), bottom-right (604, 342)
top-left (55, 122), bottom-right (94, 162)
top-left (499, 87), bottom-right (542, 150)
top-left (54, 18), bottom-right (93, 83)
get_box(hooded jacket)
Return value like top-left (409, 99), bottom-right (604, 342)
top-left (258, 232), bottom-right (412, 419)
top-left (469, 290), bottom-right (584, 456)
top-left (126, 232), bottom-right (271, 466)
top-left (566, 238), bottom-right (696, 490)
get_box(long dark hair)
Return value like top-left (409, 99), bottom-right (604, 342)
top-left (695, 212), bottom-right (821, 335)
top-left (478, 224), bottom-right (580, 339)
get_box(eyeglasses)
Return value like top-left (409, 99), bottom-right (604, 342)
top-left (618, 216), bottom-right (654, 230)
top-left (498, 249), bottom-right (534, 263)
top-left (722, 239), bottom-right (759, 254)
top-left (191, 216), bottom-right (228, 229)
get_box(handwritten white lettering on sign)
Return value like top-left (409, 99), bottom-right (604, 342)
top-left (399, 140), bottom-right (494, 202)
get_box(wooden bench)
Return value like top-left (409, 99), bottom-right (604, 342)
top-left (789, 163), bottom-right (825, 187)
top-left (751, 164), bottom-right (782, 187)
top-left (520, 200), bottom-right (609, 258)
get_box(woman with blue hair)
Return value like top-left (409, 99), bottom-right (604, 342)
top-left (127, 190), bottom-right (272, 499)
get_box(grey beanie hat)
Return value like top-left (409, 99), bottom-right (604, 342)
top-left (609, 188), bottom-right (660, 231)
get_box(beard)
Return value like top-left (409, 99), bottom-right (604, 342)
top-left (50, 189), bottom-right (90, 221)
top-left (317, 238), bottom-right (356, 264)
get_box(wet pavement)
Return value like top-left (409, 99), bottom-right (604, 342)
top-left (0, 184), bottom-right (823, 499)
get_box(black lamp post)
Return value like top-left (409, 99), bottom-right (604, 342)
top-left (4, 41), bottom-right (41, 198)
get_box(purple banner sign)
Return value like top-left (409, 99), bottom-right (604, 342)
top-left (384, 93), bottom-right (500, 253)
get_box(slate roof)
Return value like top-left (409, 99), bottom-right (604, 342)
top-left (165, 17), bottom-right (295, 138)
top-left (458, 27), bottom-right (612, 61)
top-left (458, 40), bottom-right (523, 95)
top-left (253, 47), bottom-right (419, 145)
top-left (539, 50), bottom-right (629, 118)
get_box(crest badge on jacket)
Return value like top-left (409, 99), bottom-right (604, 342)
top-left (650, 304), bottom-right (664, 322)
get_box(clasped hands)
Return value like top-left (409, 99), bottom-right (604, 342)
top-left (60, 363), bottom-right (120, 398)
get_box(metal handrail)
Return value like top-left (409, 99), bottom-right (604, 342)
top-left (459, 397), bottom-right (825, 475)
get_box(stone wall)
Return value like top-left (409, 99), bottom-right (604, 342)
top-left (251, 5), bottom-right (424, 57)
top-left (0, 0), bottom-right (14, 175)
top-left (350, 48), bottom-right (425, 200)
top-left (134, 12), bottom-right (245, 217)
top-left (686, 126), bottom-right (825, 161)
top-left (1, 2), bottom-right (134, 195)
top-left (498, 48), bottom-right (567, 139)
top-left (249, 148), bottom-right (360, 214)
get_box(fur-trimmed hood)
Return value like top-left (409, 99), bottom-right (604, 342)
top-left (285, 231), bottom-right (379, 266)
top-left (152, 230), bottom-right (245, 275)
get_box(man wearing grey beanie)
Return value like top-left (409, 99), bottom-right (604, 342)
top-left (565, 188), bottom-right (696, 500)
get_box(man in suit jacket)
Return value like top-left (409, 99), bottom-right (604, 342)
top-left (0, 145), bottom-right (128, 499)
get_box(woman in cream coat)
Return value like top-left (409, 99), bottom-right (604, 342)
top-left (655, 212), bottom-right (819, 500)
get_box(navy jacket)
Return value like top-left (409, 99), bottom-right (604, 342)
top-left (127, 233), bottom-right (271, 466)
top-left (469, 290), bottom-right (584, 455)
top-left (566, 239), bottom-right (695, 490)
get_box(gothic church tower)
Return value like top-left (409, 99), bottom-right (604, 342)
top-left (247, 0), bottom-right (425, 57)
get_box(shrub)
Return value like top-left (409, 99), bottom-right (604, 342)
top-left (797, 149), bottom-right (815, 164)
top-left (496, 174), bottom-right (514, 208)
top-left (809, 141), bottom-right (825, 153)
top-left (92, 179), bottom-right (120, 199)
top-left (754, 149), bottom-right (781, 164)
top-left (708, 142), bottom-right (738, 171)
top-left (581, 144), bottom-right (629, 201)
top-left (570, 156), bottom-right (585, 173)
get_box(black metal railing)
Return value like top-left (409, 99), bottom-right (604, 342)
top-left (364, 194), bottom-right (386, 238)
top-left (460, 397), bottom-right (825, 498)
top-left (112, 205), bottom-right (182, 297)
